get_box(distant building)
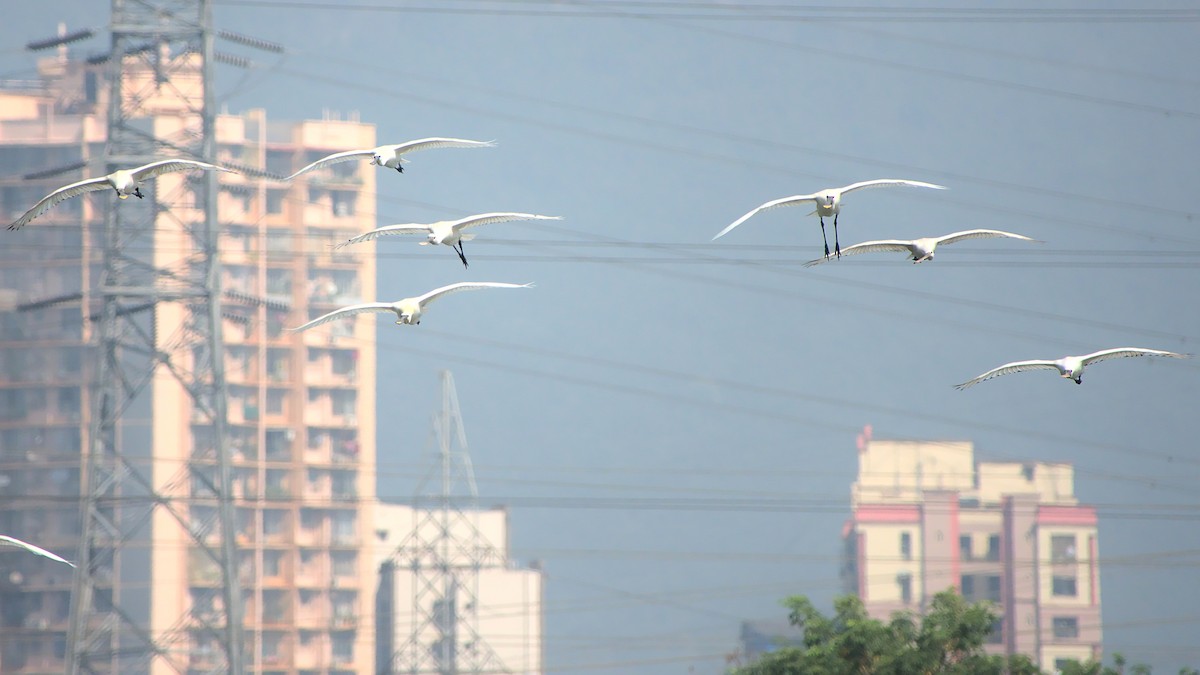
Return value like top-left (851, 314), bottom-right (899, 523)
top-left (0, 49), bottom-right (378, 672)
top-left (736, 619), bottom-right (803, 662)
top-left (841, 431), bottom-right (1101, 670)
top-left (373, 501), bottom-right (543, 675)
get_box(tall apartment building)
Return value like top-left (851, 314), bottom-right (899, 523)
top-left (0, 49), bottom-right (377, 673)
top-left (373, 502), bottom-right (544, 675)
top-left (841, 431), bottom-right (1101, 670)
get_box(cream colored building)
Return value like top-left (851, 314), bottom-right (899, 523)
top-left (842, 433), bottom-right (1102, 670)
top-left (0, 51), bottom-right (378, 673)
top-left (373, 501), bottom-right (543, 675)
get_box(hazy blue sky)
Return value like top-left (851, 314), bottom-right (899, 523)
top-left (3, 2), bottom-right (1199, 673)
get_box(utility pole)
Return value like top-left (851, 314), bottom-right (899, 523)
top-left (65, 1), bottom-right (243, 673)
top-left (386, 371), bottom-right (509, 674)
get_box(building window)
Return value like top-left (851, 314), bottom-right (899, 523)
top-left (267, 189), bottom-right (286, 214)
top-left (900, 532), bottom-right (912, 561)
top-left (1052, 576), bottom-right (1078, 597)
top-left (1051, 535), bottom-right (1077, 563)
top-left (266, 388), bottom-right (286, 415)
top-left (263, 550), bottom-right (283, 577)
top-left (960, 575), bottom-right (975, 599)
top-left (986, 575), bottom-right (1001, 602)
top-left (959, 534), bottom-right (972, 561)
top-left (331, 191), bottom-right (356, 216)
top-left (986, 617), bottom-right (1003, 645)
top-left (332, 551), bottom-right (356, 576)
top-left (1052, 616), bottom-right (1079, 639)
top-left (987, 534), bottom-right (1001, 561)
top-left (1055, 658), bottom-right (1073, 673)
top-left (332, 632), bottom-right (354, 663)
top-left (898, 573), bottom-right (913, 604)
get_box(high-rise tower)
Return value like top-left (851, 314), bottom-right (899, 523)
top-left (0, 5), bottom-right (378, 672)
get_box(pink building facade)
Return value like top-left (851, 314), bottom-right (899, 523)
top-left (842, 434), bottom-right (1102, 670)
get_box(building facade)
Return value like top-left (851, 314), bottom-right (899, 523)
top-left (0, 50), bottom-right (378, 673)
top-left (842, 433), bottom-right (1101, 670)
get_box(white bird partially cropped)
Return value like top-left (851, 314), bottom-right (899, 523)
top-left (285, 137), bottom-right (496, 181)
top-left (287, 281), bottom-right (532, 330)
top-left (334, 212), bottom-right (562, 267)
top-left (8, 159), bottom-right (235, 230)
top-left (803, 229), bottom-right (1038, 267)
top-left (714, 179), bottom-right (947, 258)
top-left (955, 347), bottom-right (1190, 389)
top-left (0, 534), bottom-right (76, 567)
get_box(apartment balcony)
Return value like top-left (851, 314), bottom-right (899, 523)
top-left (295, 601), bottom-right (332, 630)
top-left (307, 246), bottom-right (362, 269)
top-left (304, 479), bottom-right (333, 502)
top-left (294, 646), bottom-right (331, 670)
top-left (329, 574), bottom-right (357, 590)
top-left (300, 323), bottom-right (356, 347)
top-left (303, 444), bottom-right (332, 465)
top-left (220, 245), bottom-right (259, 267)
top-left (295, 525), bottom-right (329, 548)
top-left (303, 405), bottom-right (357, 429)
top-left (189, 560), bottom-right (222, 587)
top-left (295, 565), bottom-right (328, 589)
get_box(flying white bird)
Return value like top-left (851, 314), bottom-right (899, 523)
top-left (0, 534), bottom-right (76, 567)
top-left (714, 179), bottom-right (947, 258)
top-left (287, 281), bottom-right (532, 330)
top-left (8, 159), bottom-right (235, 230)
top-left (334, 212), bottom-right (562, 268)
top-left (803, 229), bottom-right (1038, 267)
top-left (955, 347), bottom-right (1190, 389)
top-left (285, 137), bottom-right (496, 181)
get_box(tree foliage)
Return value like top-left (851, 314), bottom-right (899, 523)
top-left (734, 590), bottom-right (1037, 675)
top-left (731, 589), bottom-right (1195, 675)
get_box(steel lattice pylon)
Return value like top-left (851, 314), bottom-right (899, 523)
top-left (385, 371), bottom-right (509, 675)
top-left (65, 1), bottom-right (243, 673)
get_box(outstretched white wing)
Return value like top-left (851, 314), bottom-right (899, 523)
top-left (385, 137), bottom-right (497, 156)
top-left (287, 302), bottom-right (395, 332)
top-left (285, 149), bottom-right (375, 181)
top-left (712, 194), bottom-right (820, 241)
top-left (954, 359), bottom-right (1060, 390)
top-left (804, 239), bottom-right (915, 267)
top-left (8, 176), bottom-right (111, 230)
top-left (1080, 347), bottom-right (1190, 366)
top-left (935, 229), bottom-right (1038, 246)
top-left (452, 212), bottom-right (561, 232)
top-left (416, 281), bottom-right (532, 308)
top-left (334, 224), bottom-right (432, 249)
top-left (838, 178), bottom-right (947, 195)
top-left (0, 534), bottom-right (75, 567)
top-left (131, 159), bottom-right (234, 180)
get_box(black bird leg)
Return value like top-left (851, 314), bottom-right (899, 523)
top-left (819, 217), bottom-right (831, 258)
top-left (394, 165), bottom-right (404, 174)
top-left (833, 212), bottom-right (841, 258)
top-left (454, 241), bottom-right (469, 268)
top-left (134, 187), bottom-right (144, 199)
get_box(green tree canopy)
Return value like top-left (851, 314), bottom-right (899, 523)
top-left (733, 589), bottom-right (1039, 675)
top-left (732, 589), bottom-right (1194, 674)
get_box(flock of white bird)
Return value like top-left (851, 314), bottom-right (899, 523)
top-left (1, 136), bottom-right (1191, 566)
top-left (712, 178), bottom-right (1189, 387)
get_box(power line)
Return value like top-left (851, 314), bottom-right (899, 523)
top-left (211, 1), bottom-right (1200, 23)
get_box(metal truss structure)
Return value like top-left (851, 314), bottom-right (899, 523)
top-left (65, 0), bottom-right (243, 673)
top-left (384, 371), bottom-right (509, 674)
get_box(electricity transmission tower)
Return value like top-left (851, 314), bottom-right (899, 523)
top-left (384, 371), bottom-right (510, 674)
top-left (65, 0), bottom-right (243, 673)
